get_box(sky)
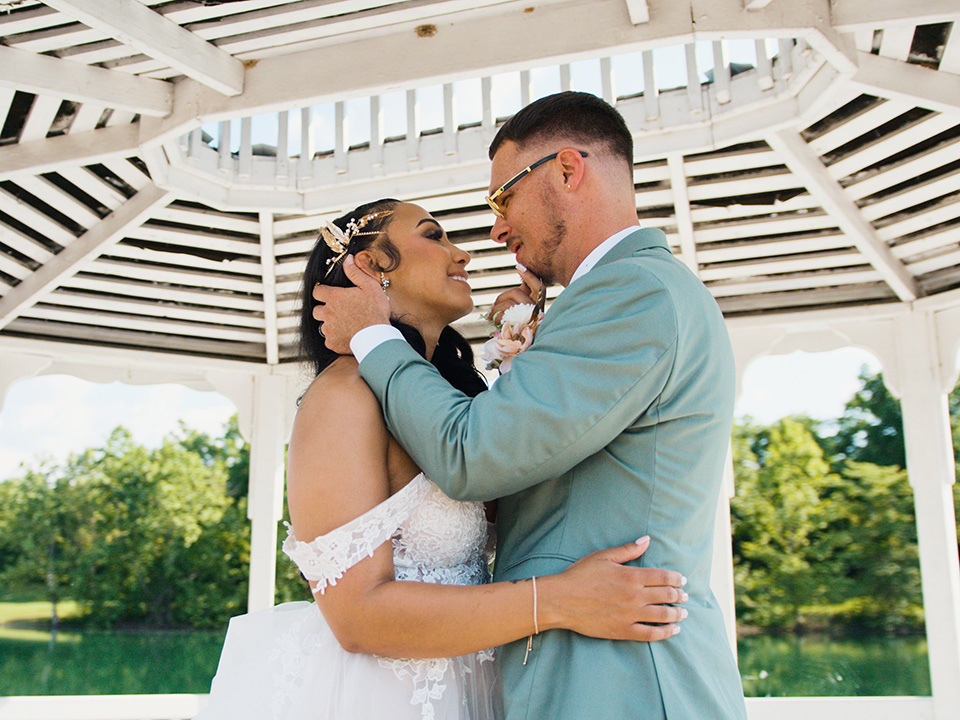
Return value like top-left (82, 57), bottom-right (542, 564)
top-left (0, 346), bottom-right (890, 481)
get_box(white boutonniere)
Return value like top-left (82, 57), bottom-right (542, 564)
top-left (481, 288), bottom-right (546, 373)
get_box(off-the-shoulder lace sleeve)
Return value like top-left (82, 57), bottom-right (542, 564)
top-left (282, 473), bottom-right (431, 595)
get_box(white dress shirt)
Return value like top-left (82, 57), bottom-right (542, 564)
top-left (350, 225), bottom-right (641, 362)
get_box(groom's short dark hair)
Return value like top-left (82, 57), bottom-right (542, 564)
top-left (489, 91), bottom-right (634, 172)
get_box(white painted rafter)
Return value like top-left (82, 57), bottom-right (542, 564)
top-left (258, 212), bottom-right (280, 365)
top-left (849, 51), bottom-right (960, 115)
top-left (42, 0), bottom-right (244, 97)
top-left (0, 125), bottom-right (142, 182)
top-left (766, 129), bottom-right (920, 302)
top-left (624, 0), bottom-right (650, 24)
top-left (831, 0), bottom-right (960, 30)
top-left (0, 184), bottom-right (173, 331)
top-left (0, 45), bottom-right (172, 117)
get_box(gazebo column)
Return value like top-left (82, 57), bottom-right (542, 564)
top-left (245, 373), bottom-right (290, 612)
top-left (710, 447), bottom-right (738, 657)
top-left (892, 310), bottom-right (960, 720)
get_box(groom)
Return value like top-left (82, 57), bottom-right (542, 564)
top-left (315, 92), bottom-right (747, 720)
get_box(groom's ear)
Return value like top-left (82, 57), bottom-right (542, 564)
top-left (352, 250), bottom-right (383, 281)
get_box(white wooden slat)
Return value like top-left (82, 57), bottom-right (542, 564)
top-left (0, 189), bottom-right (77, 246)
top-left (560, 63), bottom-right (572, 92)
top-left (239, 117), bottom-right (253, 178)
top-left (826, 114), bottom-right (960, 183)
top-left (667, 154), bottom-right (698, 274)
top-left (851, 50), bottom-right (960, 115)
top-left (642, 50), bottom-right (658, 120)
top-left (151, 205), bottom-right (260, 234)
top-left (807, 100), bottom-right (909, 156)
top-left (334, 100), bottom-right (347, 173)
top-left (778, 38), bottom-right (794, 76)
top-left (0, 4), bottom-right (60, 36)
top-left (406, 88), bottom-right (419, 161)
top-left (600, 57), bottom-right (614, 104)
top-left (689, 195), bottom-right (821, 223)
top-left (520, 70), bottom-right (532, 108)
top-left (126, 225), bottom-right (260, 256)
top-left (712, 41), bottom-right (731, 105)
top-left (755, 38), bottom-right (774, 91)
top-left (106, 243), bottom-right (262, 276)
top-left (104, 109), bottom-right (136, 128)
top-left (694, 213), bottom-right (838, 243)
top-left (859, 169), bottom-right (960, 221)
top-left (55, 166), bottom-right (129, 211)
top-left (299, 106), bottom-right (313, 178)
top-left (877, 25), bottom-right (915, 62)
top-left (481, 76), bottom-right (494, 136)
top-left (370, 95), bottom-right (384, 167)
top-left (21, 303), bottom-right (265, 342)
top-left (89, 256), bottom-right (263, 293)
top-left (276, 110), bottom-right (289, 179)
top-left (65, 274), bottom-right (263, 312)
top-left (853, 28), bottom-right (875, 53)
top-left (906, 246), bottom-right (960, 275)
top-left (696, 232), bottom-right (851, 264)
top-left (0, 88), bottom-right (15, 125)
top-left (682, 149), bottom-right (778, 176)
top-left (842, 136), bottom-right (960, 200)
top-left (43, 290), bottom-right (265, 328)
top-left (4, 24), bottom-right (106, 54)
top-left (443, 83), bottom-right (456, 157)
top-left (684, 43), bottom-right (702, 115)
top-left (876, 197), bottom-right (960, 240)
top-left (70, 103), bottom-right (106, 133)
top-left (0, 224), bottom-right (56, 264)
top-left (686, 172), bottom-right (800, 201)
top-left (0, 184), bottom-right (173, 331)
top-left (0, 254), bottom-right (33, 283)
top-left (699, 250), bottom-right (867, 281)
top-left (259, 211), bottom-right (279, 365)
top-left (43, 0), bottom-right (244, 96)
top-left (218, 120), bottom-right (232, 173)
top-left (707, 267), bottom-right (882, 297)
top-left (19, 95), bottom-right (61, 142)
top-left (13, 175), bottom-right (102, 227)
top-left (892, 225), bottom-right (960, 260)
top-left (98, 159), bottom-right (152, 193)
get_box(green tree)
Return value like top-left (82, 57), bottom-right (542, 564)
top-left (828, 368), bottom-right (906, 469)
top-left (731, 417), bottom-right (835, 629)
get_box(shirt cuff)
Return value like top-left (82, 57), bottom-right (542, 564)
top-left (350, 324), bottom-right (405, 363)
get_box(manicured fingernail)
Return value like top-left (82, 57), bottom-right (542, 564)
top-left (681, 576), bottom-right (688, 586)
top-left (680, 591), bottom-right (689, 602)
top-left (672, 626), bottom-right (681, 635)
top-left (680, 609), bottom-right (688, 619)
top-left (635, 536), bottom-right (650, 546)
top-left (345, 254), bottom-right (355, 265)
top-left (516, 263), bottom-right (527, 272)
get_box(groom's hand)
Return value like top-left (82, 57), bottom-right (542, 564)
top-left (312, 256), bottom-right (391, 355)
top-left (540, 536), bottom-right (689, 642)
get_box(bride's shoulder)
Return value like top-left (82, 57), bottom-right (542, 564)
top-left (297, 357), bottom-right (382, 424)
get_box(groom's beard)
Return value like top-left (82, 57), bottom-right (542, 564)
top-left (527, 190), bottom-right (566, 286)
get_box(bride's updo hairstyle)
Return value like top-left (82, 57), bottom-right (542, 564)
top-left (299, 199), bottom-right (486, 398)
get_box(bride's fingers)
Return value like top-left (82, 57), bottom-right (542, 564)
top-left (627, 623), bottom-right (682, 642)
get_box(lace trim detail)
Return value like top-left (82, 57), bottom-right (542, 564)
top-left (267, 607), bottom-right (326, 720)
top-left (282, 474), bottom-right (432, 595)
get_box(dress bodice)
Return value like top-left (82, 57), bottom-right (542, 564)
top-left (282, 473), bottom-right (490, 593)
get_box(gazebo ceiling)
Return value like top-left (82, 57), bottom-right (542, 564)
top-left (0, 0), bottom-right (959, 364)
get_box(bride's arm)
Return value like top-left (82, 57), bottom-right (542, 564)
top-left (287, 362), bottom-right (687, 660)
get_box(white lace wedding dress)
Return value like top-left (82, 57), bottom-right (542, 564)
top-left (196, 473), bottom-right (503, 720)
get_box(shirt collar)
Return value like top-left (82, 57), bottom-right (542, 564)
top-left (567, 225), bottom-right (641, 286)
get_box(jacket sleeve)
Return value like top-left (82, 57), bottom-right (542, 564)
top-left (358, 260), bottom-right (679, 501)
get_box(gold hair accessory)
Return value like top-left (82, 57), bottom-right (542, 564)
top-left (320, 210), bottom-right (394, 277)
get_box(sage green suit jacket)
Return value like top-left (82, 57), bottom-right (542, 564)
top-left (359, 229), bottom-right (747, 720)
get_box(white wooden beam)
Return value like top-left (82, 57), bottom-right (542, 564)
top-left (0, 124), bottom-right (141, 182)
top-left (43, 0), bottom-right (244, 97)
top-left (849, 51), bottom-right (960, 116)
top-left (0, 184), bottom-right (173, 331)
top-left (765, 129), bottom-right (920, 302)
top-left (0, 45), bottom-right (172, 117)
top-left (258, 212), bottom-right (279, 366)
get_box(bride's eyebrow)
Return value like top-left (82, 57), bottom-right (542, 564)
top-left (417, 218), bottom-right (442, 229)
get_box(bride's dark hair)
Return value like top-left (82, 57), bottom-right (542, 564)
top-left (299, 199), bottom-right (486, 398)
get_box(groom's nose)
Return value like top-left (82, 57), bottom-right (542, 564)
top-left (490, 215), bottom-right (511, 245)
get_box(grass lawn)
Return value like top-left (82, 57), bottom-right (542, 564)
top-left (0, 601), bottom-right (83, 625)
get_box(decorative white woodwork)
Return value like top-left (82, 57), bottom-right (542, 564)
top-left (42, 0), bottom-right (245, 96)
top-left (0, 44), bottom-right (172, 117)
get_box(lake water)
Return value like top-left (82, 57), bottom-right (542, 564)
top-left (0, 629), bottom-right (931, 697)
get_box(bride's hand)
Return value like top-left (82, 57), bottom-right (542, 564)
top-left (539, 537), bottom-right (688, 642)
top-left (487, 265), bottom-right (543, 326)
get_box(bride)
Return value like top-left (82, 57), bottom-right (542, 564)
top-left (197, 199), bottom-right (689, 720)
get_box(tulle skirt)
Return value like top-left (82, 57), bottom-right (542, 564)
top-left (196, 601), bottom-right (503, 720)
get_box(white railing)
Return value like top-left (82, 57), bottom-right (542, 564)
top-left (172, 38), bottom-right (809, 199)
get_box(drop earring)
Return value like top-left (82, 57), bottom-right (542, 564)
top-left (380, 271), bottom-right (390, 292)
